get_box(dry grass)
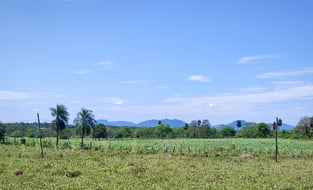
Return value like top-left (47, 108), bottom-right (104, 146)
top-left (1, 140), bottom-right (313, 189)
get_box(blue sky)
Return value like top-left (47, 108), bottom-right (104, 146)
top-left (1, 0), bottom-right (313, 125)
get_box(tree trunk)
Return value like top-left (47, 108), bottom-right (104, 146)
top-left (81, 126), bottom-right (84, 148)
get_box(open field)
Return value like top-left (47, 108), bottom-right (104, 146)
top-left (5, 137), bottom-right (313, 155)
top-left (1, 138), bottom-right (313, 189)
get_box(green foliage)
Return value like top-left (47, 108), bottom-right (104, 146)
top-left (3, 116), bottom-right (313, 141)
top-left (26, 128), bottom-right (37, 138)
top-left (220, 126), bottom-right (236, 138)
top-left (198, 125), bottom-right (210, 138)
top-left (171, 128), bottom-right (184, 138)
top-left (2, 139), bottom-right (313, 189)
top-left (296, 116), bottom-right (313, 139)
top-left (113, 127), bottom-right (132, 138)
top-left (92, 124), bottom-right (107, 139)
top-left (106, 127), bottom-right (114, 138)
top-left (20, 138), bottom-right (26, 145)
top-left (208, 127), bottom-right (218, 138)
top-left (50, 104), bottom-right (69, 132)
top-left (0, 123), bottom-right (6, 142)
top-left (236, 126), bottom-right (257, 138)
top-left (183, 120), bottom-right (211, 138)
top-left (134, 127), bottom-right (155, 138)
top-left (74, 108), bottom-right (96, 147)
top-left (50, 104), bottom-right (69, 146)
top-left (59, 127), bottom-right (75, 139)
top-left (256, 122), bottom-right (271, 138)
top-left (3, 137), bottom-right (313, 155)
top-left (154, 124), bottom-right (172, 138)
top-left (5, 124), bottom-right (28, 137)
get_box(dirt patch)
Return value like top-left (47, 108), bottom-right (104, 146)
top-left (163, 153), bottom-right (172, 158)
top-left (240, 153), bottom-right (253, 159)
top-left (13, 169), bottom-right (23, 176)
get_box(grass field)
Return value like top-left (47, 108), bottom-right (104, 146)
top-left (7, 137), bottom-right (313, 155)
top-left (1, 138), bottom-right (313, 189)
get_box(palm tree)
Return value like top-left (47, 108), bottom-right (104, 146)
top-left (50, 104), bottom-right (69, 147)
top-left (74, 108), bottom-right (96, 148)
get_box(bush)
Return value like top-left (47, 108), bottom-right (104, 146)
top-left (0, 123), bottom-right (6, 143)
top-left (236, 126), bottom-right (257, 138)
top-left (59, 128), bottom-right (74, 139)
top-left (20, 138), bottom-right (26, 145)
top-left (220, 126), bottom-right (236, 138)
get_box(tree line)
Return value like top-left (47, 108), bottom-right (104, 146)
top-left (1, 104), bottom-right (313, 144)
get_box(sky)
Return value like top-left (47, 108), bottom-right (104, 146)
top-left (1, 0), bottom-right (313, 125)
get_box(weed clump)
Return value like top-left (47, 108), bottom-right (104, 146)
top-left (13, 169), bottom-right (23, 176)
top-left (65, 170), bottom-right (81, 178)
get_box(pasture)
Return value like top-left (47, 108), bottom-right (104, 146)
top-left (1, 138), bottom-right (313, 189)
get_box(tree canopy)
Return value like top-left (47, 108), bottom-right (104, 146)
top-left (74, 108), bottom-right (96, 148)
top-left (50, 104), bottom-right (69, 146)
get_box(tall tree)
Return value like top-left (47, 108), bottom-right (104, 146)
top-left (296, 116), bottom-right (312, 138)
top-left (220, 126), bottom-right (236, 138)
top-left (256, 122), bottom-right (270, 138)
top-left (92, 123), bottom-right (107, 140)
top-left (190, 120), bottom-right (198, 138)
top-left (50, 104), bottom-right (69, 147)
top-left (154, 123), bottom-right (172, 138)
top-left (74, 108), bottom-right (96, 148)
top-left (0, 122), bottom-right (6, 142)
top-left (200, 119), bottom-right (210, 138)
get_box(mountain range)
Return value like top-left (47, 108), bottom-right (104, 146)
top-left (97, 119), bottom-right (186, 128)
top-left (97, 119), bottom-right (295, 130)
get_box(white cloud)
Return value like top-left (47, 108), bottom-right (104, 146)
top-left (164, 84), bottom-right (313, 105)
top-left (270, 80), bottom-right (308, 88)
top-left (88, 83), bottom-right (313, 125)
top-left (161, 83), bottom-right (313, 123)
top-left (256, 67), bottom-right (313, 79)
top-left (99, 97), bottom-right (124, 105)
top-left (208, 103), bottom-right (217, 108)
top-left (120, 80), bottom-right (147, 84)
top-left (187, 75), bottom-right (211, 82)
top-left (72, 70), bottom-right (92, 75)
top-left (0, 91), bottom-right (35, 100)
top-left (237, 54), bottom-right (279, 64)
top-left (97, 60), bottom-right (114, 69)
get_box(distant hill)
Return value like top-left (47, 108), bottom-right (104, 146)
top-left (279, 123), bottom-right (294, 130)
top-left (137, 119), bottom-right (159, 127)
top-left (228, 120), bottom-right (247, 130)
top-left (97, 119), bottom-right (136, 127)
top-left (212, 120), bottom-right (294, 131)
top-left (212, 120), bottom-right (247, 131)
top-left (97, 119), bottom-right (295, 130)
top-left (97, 119), bottom-right (186, 128)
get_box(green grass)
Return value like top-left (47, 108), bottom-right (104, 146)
top-left (8, 137), bottom-right (313, 155)
top-left (1, 138), bottom-right (313, 189)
